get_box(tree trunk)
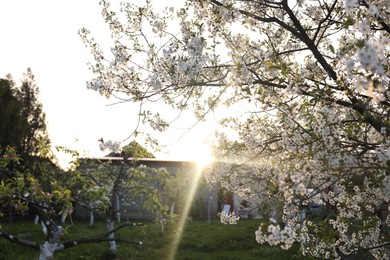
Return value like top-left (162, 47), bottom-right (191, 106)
top-left (41, 221), bottom-right (48, 235)
top-left (33, 216), bottom-right (47, 234)
top-left (168, 201), bottom-right (175, 224)
top-left (170, 202), bottom-right (175, 216)
top-left (38, 226), bottom-right (63, 260)
top-left (39, 241), bottom-right (64, 260)
top-left (116, 195), bottom-right (121, 223)
top-left (34, 215), bottom-right (39, 225)
top-left (89, 203), bottom-right (94, 226)
top-left (107, 221), bottom-right (117, 255)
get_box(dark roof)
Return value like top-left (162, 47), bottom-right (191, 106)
top-left (81, 156), bottom-right (199, 168)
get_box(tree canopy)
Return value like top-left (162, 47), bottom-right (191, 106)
top-left (81, 0), bottom-right (390, 259)
top-left (0, 79), bottom-right (23, 150)
top-left (105, 140), bottom-right (155, 158)
top-left (0, 68), bottom-right (50, 159)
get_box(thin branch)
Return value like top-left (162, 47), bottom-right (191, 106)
top-left (361, 0), bottom-right (390, 35)
top-left (0, 230), bottom-right (40, 249)
top-left (62, 237), bottom-right (141, 249)
top-left (312, 0), bottom-right (338, 44)
top-left (102, 222), bottom-right (144, 238)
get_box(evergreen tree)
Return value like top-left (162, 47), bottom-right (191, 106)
top-left (15, 68), bottom-right (50, 157)
top-left (0, 79), bottom-right (23, 150)
top-left (122, 140), bottom-right (155, 158)
top-left (104, 140), bottom-right (156, 158)
top-left (0, 69), bottom-right (51, 179)
top-left (0, 68), bottom-right (50, 156)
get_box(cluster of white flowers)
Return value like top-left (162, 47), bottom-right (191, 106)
top-left (141, 112), bottom-right (169, 132)
top-left (99, 139), bottom-right (121, 153)
top-left (344, 0), bottom-right (359, 15)
top-left (219, 211), bottom-right (240, 224)
top-left (255, 222), bottom-right (296, 250)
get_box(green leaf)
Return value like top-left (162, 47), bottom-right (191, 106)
top-left (53, 190), bottom-right (61, 197)
top-left (343, 17), bottom-right (355, 26)
top-left (329, 44), bottom-right (335, 54)
top-left (64, 189), bottom-right (71, 197)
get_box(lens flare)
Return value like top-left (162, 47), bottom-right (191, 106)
top-left (167, 161), bottom-right (211, 260)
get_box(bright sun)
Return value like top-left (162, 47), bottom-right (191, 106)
top-left (193, 144), bottom-right (214, 168)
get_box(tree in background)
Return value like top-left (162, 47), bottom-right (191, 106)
top-left (15, 68), bottom-right (50, 157)
top-left (0, 68), bottom-right (50, 159)
top-left (81, 0), bottom-right (390, 258)
top-left (0, 69), bottom-right (51, 182)
top-left (0, 79), bottom-right (23, 150)
top-left (105, 140), bottom-right (156, 158)
top-left (75, 142), bottom-right (170, 255)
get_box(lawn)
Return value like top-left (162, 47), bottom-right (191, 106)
top-left (0, 217), bottom-right (313, 260)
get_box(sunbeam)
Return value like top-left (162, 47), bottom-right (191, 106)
top-left (167, 162), bottom-right (209, 260)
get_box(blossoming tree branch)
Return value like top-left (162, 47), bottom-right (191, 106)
top-left (0, 147), bottom-right (144, 260)
top-left (80, 0), bottom-right (389, 259)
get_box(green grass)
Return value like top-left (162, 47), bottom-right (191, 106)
top-left (0, 217), bottom-right (313, 260)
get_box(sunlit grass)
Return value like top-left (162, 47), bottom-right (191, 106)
top-left (0, 217), bottom-right (315, 260)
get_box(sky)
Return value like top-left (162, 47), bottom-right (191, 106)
top-left (0, 0), bottom-right (216, 167)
